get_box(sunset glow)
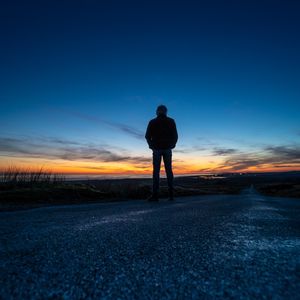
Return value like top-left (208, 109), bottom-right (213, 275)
top-left (1, 153), bottom-right (299, 177)
top-left (1, 1), bottom-right (299, 177)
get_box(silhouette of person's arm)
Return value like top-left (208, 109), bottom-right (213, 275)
top-left (145, 121), bottom-right (153, 149)
top-left (171, 120), bottom-right (178, 149)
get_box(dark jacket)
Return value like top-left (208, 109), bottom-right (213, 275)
top-left (145, 115), bottom-right (178, 150)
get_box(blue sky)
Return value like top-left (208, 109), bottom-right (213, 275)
top-left (0, 0), bottom-right (299, 174)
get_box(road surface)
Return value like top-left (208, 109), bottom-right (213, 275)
top-left (1, 189), bottom-right (300, 299)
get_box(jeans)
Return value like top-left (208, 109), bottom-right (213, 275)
top-left (152, 149), bottom-right (173, 196)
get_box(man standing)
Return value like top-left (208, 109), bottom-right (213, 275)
top-left (145, 105), bottom-right (178, 201)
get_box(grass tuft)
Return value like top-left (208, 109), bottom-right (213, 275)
top-left (0, 166), bottom-right (65, 189)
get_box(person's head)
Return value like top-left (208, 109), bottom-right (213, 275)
top-left (156, 105), bottom-right (167, 116)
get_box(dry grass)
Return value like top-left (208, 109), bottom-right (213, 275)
top-left (0, 166), bottom-right (65, 188)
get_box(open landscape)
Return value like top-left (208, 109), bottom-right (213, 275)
top-left (1, 1), bottom-right (300, 298)
top-left (1, 170), bottom-right (299, 212)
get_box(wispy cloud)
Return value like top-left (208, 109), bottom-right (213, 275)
top-left (212, 147), bottom-right (239, 156)
top-left (0, 136), bottom-right (148, 163)
top-left (264, 145), bottom-right (300, 160)
top-left (174, 146), bottom-right (207, 154)
top-left (214, 145), bottom-right (300, 171)
top-left (62, 110), bottom-right (144, 140)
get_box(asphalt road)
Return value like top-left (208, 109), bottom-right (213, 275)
top-left (1, 189), bottom-right (300, 299)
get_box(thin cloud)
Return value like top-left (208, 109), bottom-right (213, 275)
top-left (0, 136), bottom-right (148, 163)
top-left (212, 147), bottom-right (239, 156)
top-left (64, 111), bottom-right (144, 140)
top-left (273, 164), bottom-right (299, 168)
top-left (42, 137), bottom-right (81, 146)
top-left (215, 145), bottom-right (300, 171)
top-left (264, 146), bottom-right (300, 160)
top-left (174, 146), bottom-right (207, 154)
top-left (219, 157), bottom-right (264, 171)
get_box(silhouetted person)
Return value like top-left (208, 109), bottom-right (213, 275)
top-left (145, 105), bottom-right (178, 201)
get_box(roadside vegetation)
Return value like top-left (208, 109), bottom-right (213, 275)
top-left (0, 167), bottom-right (106, 211)
top-left (0, 166), bottom-right (65, 189)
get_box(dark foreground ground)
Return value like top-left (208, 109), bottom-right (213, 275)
top-left (1, 188), bottom-right (299, 299)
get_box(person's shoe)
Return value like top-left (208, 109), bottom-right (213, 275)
top-left (147, 194), bottom-right (159, 202)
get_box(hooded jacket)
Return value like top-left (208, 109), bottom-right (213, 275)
top-left (145, 115), bottom-right (178, 150)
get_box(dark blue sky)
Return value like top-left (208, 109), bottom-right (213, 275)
top-left (1, 0), bottom-right (299, 174)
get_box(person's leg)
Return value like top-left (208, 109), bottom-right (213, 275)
top-left (162, 149), bottom-right (174, 199)
top-left (152, 149), bottom-right (162, 197)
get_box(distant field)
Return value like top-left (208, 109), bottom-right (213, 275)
top-left (1, 171), bottom-right (299, 211)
